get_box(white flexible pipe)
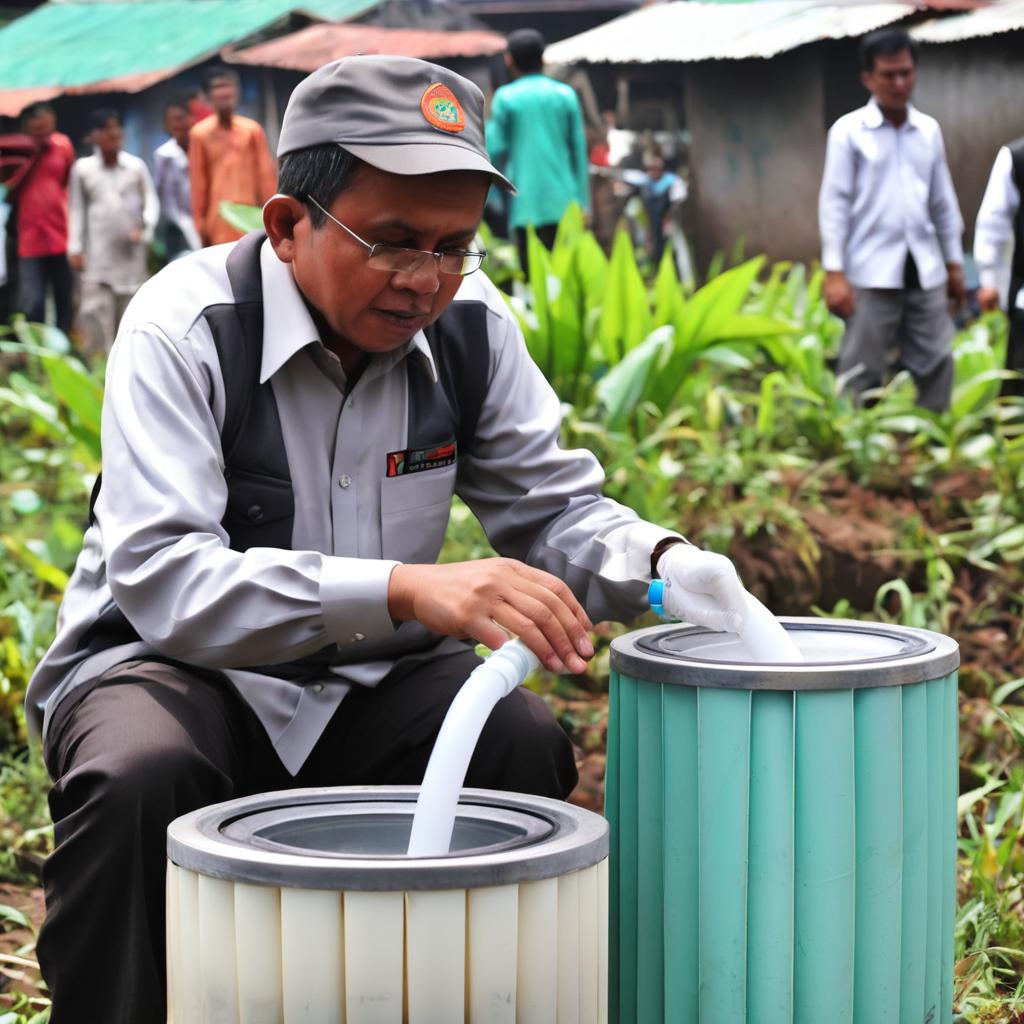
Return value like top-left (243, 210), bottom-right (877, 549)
top-left (406, 639), bottom-right (541, 857)
top-left (740, 591), bottom-right (805, 662)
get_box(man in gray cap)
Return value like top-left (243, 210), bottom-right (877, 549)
top-left (28, 56), bottom-right (748, 1021)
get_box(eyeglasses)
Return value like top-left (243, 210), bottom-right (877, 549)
top-left (307, 197), bottom-right (486, 277)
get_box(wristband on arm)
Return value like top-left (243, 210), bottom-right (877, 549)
top-left (649, 536), bottom-right (693, 580)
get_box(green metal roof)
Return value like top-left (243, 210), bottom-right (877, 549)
top-left (0, 0), bottom-right (382, 89)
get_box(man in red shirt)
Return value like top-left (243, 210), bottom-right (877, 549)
top-left (13, 102), bottom-right (75, 334)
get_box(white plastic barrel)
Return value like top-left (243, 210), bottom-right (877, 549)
top-left (166, 786), bottom-right (608, 1023)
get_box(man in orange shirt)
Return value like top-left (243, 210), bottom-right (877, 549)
top-left (189, 66), bottom-right (277, 246)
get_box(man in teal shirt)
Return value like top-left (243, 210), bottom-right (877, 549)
top-left (487, 28), bottom-right (590, 271)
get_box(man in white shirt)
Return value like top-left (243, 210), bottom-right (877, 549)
top-left (153, 99), bottom-right (201, 260)
top-left (818, 27), bottom-right (965, 412)
top-left (974, 138), bottom-right (1024, 395)
top-left (68, 108), bottom-right (159, 355)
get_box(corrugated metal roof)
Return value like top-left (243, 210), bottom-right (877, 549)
top-left (912, 0), bottom-right (1024, 40)
top-left (545, 0), bottom-right (917, 64)
top-left (227, 22), bottom-right (506, 70)
top-left (0, 0), bottom-right (381, 90)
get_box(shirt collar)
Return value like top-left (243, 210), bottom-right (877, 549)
top-left (258, 238), bottom-right (438, 385)
top-left (862, 96), bottom-right (920, 130)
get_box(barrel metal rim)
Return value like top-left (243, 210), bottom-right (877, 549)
top-left (610, 618), bottom-right (959, 690)
top-left (167, 786), bottom-right (609, 890)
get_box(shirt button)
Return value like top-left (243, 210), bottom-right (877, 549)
top-left (312, 683), bottom-right (325, 694)
top-left (338, 474), bottom-right (352, 489)
top-left (352, 632), bottom-right (366, 642)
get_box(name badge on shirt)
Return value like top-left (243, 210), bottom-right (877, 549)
top-left (386, 439), bottom-right (457, 477)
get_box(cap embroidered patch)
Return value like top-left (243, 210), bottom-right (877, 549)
top-left (421, 83), bottom-right (465, 134)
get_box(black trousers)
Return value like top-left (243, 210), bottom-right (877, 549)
top-left (17, 253), bottom-right (74, 335)
top-left (515, 222), bottom-right (558, 276)
top-left (38, 650), bottom-right (577, 1024)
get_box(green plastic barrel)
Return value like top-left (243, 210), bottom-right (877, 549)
top-left (607, 618), bottom-right (959, 1024)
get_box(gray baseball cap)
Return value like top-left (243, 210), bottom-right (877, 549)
top-left (277, 55), bottom-right (515, 193)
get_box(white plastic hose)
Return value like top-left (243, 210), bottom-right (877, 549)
top-left (406, 639), bottom-right (541, 857)
top-left (740, 591), bottom-right (804, 662)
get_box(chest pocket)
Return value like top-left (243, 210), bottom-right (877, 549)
top-left (380, 463), bottom-right (457, 564)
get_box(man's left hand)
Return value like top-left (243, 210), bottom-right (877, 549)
top-left (657, 543), bottom-right (747, 633)
top-left (947, 263), bottom-right (966, 307)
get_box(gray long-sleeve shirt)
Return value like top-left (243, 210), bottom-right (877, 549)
top-left (28, 239), bottom-right (675, 774)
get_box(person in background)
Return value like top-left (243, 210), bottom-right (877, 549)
top-left (153, 99), bottom-right (201, 260)
top-left (486, 28), bottom-right (589, 273)
top-left (189, 65), bottom-right (277, 246)
top-left (818, 27), bottom-right (964, 412)
top-left (974, 138), bottom-right (1024, 396)
top-left (68, 108), bottom-right (159, 356)
top-left (619, 151), bottom-right (688, 269)
top-left (12, 102), bottom-right (75, 334)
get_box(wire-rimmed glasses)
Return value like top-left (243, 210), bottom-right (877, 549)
top-left (307, 197), bottom-right (486, 277)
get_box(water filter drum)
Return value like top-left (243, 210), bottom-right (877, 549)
top-left (166, 786), bottom-right (608, 1023)
top-left (607, 617), bottom-right (959, 1024)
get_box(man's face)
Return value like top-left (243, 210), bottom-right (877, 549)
top-left (208, 77), bottom-right (237, 117)
top-left (95, 119), bottom-right (123, 158)
top-left (165, 105), bottom-right (190, 145)
top-left (25, 111), bottom-right (55, 139)
top-left (862, 49), bottom-right (916, 112)
top-left (290, 165), bottom-right (490, 363)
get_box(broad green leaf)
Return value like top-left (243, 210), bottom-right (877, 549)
top-left (219, 200), bottom-right (264, 234)
top-left (41, 352), bottom-right (103, 438)
top-left (716, 312), bottom-right (799, 341)
top-left (596, 226), bottom-right (650, 362)
top-left (596, 326), bottom-right (674, 430)
top-left (652, 243), bottom-right (685, 328)
top-left (756, 370), bottom-right (789, 437)
top-left (0, 904), bottom-right (30, 929)
top-left (2, 535), bottom-right (70, 591)
top-left (526, 226), bottom-right (553, 376)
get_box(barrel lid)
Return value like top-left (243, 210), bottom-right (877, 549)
top-left (167, 786), bottom-right (608, 890)
top-left (610, 618), bottom-right (959, 690)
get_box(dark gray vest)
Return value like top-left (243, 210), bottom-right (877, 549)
top-left (79, 230), bottom-right (490, 659)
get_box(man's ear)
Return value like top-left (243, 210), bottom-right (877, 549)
top-left (263, 194), bottom-right (308, 263)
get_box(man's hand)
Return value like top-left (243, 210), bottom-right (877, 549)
top-left (68, 253), bottom-right (85, 273)
top-left (977, 286), bottom-right (1001, 313)
top-left (657, 543), bottom-right (747, 633)
top-left (388, 559), bottom-right (594, 674)
top-left (947, 262), bottom-right (966, 307)
top-left (823, 270), bottom-right (855, 319)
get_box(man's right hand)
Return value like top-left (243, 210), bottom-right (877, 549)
top-left (823, 271), bottom-right (855, 319)
top-left (387, 559), bottom-right (594, 675)
top-left (977, 286), bottom-right (1001, 313)
top-left (68, 254), bottom-right (85, 272)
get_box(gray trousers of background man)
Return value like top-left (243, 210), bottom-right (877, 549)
top-left (837, 284), bottom-right (954, 412)
top-left (37, 646), bottom-right (577, 1024)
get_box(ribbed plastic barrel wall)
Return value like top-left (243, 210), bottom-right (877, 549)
top-left (165, 787), bottom-right (608, 1024)
top-left (606, 621), bottom-right (958, 1024)
top-left (167, 861), bottom-right (607, 1024)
